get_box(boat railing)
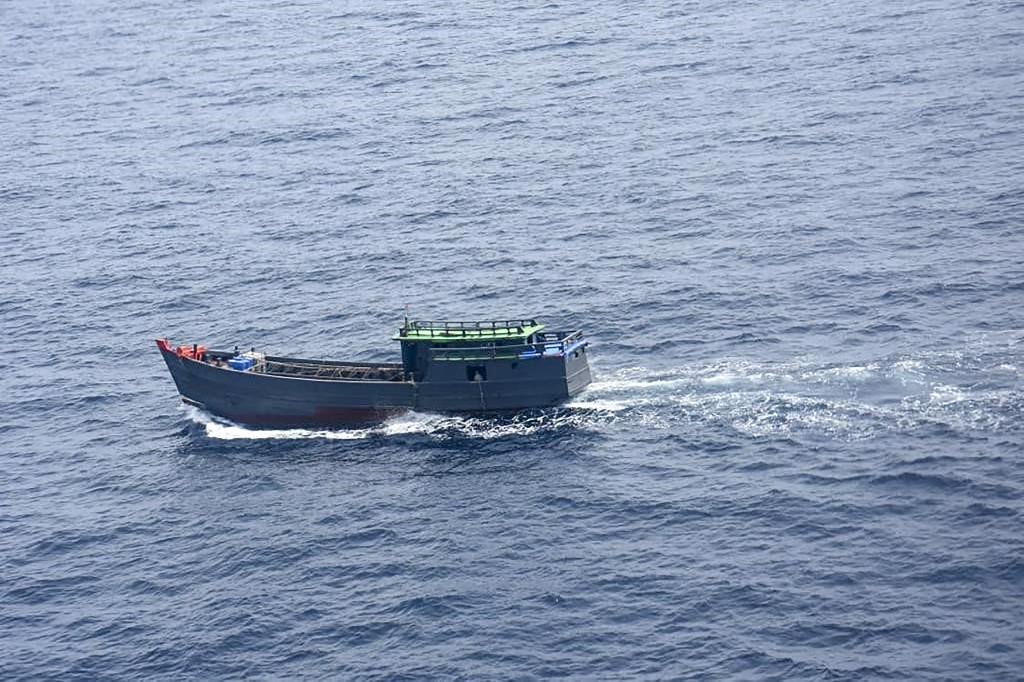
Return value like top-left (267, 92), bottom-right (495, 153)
top-left (430, 330), bottom-right (586, 362)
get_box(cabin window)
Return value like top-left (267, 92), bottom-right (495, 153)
top-left (467, 365), bottom-right (487, 381)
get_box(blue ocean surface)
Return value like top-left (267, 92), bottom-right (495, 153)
top-left (2, 0), bottom-right (1023, 678)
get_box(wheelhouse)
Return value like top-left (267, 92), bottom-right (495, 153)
top-left (394, 319), bottom-right (587, 381)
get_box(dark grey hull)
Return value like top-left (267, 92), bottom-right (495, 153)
top-left (158, 343), bottom-right (591, 427)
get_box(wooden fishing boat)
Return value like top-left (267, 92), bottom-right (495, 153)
top-left (157, 318), bottom-right (592, 427)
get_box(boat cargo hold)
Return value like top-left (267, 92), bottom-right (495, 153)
top-left (156, 318), bottom-right (592, 427)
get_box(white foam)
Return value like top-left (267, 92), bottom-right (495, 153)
top-left (700, 371), bottom-right (746, 386)
top-left (564, 397), bottom-right (631, 412)
top-left (183, 406), bottom-right (373, 440)
top-left (587, 376), bottom-right (692, 392)
top-left (892, 358), bottom-right (925, 373)
top-left (927, 384), bottom-right (970, 406)
top-left (801, 364), bottom-right (877, 382)
top-left (181, 404), bottom-right (608, 441)
top-left (205, 421), bottom-right (372, 440)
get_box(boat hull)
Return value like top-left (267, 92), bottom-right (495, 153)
top-left (158, 342), bottom-right (591, 428)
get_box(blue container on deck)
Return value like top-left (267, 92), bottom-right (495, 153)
top-left (228, 357), bottom-right (253, 371)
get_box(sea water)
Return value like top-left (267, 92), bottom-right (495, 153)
top-left (2, 0), bottom-right (1022, 678)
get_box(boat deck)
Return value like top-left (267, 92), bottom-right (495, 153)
top-left (259, 357), bottom-right (406, 382)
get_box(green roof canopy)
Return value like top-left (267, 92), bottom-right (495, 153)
top-left (394, 320), bottom-right (545, 344)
